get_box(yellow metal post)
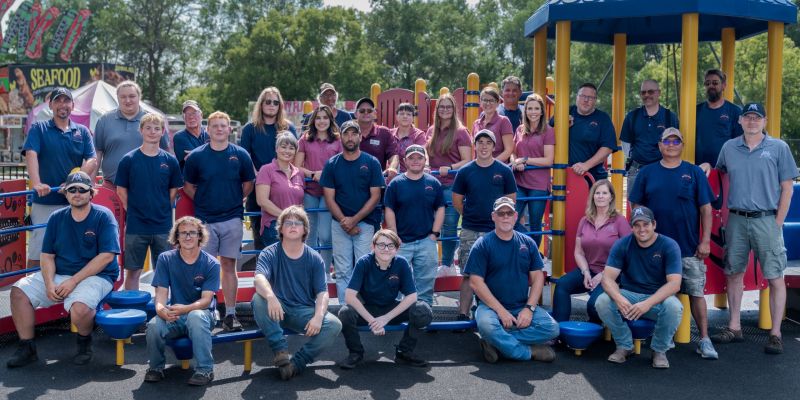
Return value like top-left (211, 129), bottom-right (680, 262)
top-left (243, 340), bottom-right (253, 373)
top-left (303, 100), bottom-right (313, 114)
top-left (675, 294), bottom-right (692, 343)
top-left (611, 33), bottom-right (626, 211)
top-left (439, 87), bottom-right (450, 96)
top-left (414, 78), bottom-right (427, 126)
top-left (181, 360), bottom-right (190, 370)
top-left (370, 84), bottom-right (381, 111)
top-left (466, 73), bottom-right (480, 133)
top-left (679, 13), bottom-right (699, 164)
top-left (766, 21), bottom-right (784, 138)
top-left (633, 339), bottom-right (643, 355)
top-left (552, 21), bottom-right (571, 280)
top-left (533, 29), bottom-right (547, 95)
top-left (143, 249), bottom-right (151, 273)
top-left (721, 28), bottom-right (736, 102)
top-left (759, 287), bottom-right (772, 330)
top-left (116, 339), bottom-right (125, 366)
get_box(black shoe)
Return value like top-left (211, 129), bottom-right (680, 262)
top-left (222, 314), bottom-right (242, 332)
top-left (187, 371), bottom-right (214, 386)
top-left (480, 339), bottom-right (499, 364)
top-left (337, 352), bottom-right (364, 369)
top-left (453, 313), bottom-right (471, 333)
top-left (7, 340), bottom-right (38, 368)
top-left (73, 334), bottom-right (93, 365)
top-left (144, 369), bottom-right (165, 382)
top-left (279, 362), bottom-right (297, 381)
top-left (395, 348), bottom-right (428, 367)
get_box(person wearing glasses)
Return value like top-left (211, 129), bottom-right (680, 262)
top-left (712, 103), bottom-right (798, 355)
top-left (472, 86), bottom-right (515, 163)
top-left (144, 217), bottom-right (220, 386)
top-left (550, 83), bottom-right (617, 183)
top-left (337, 229), bottom-right (433, 369)
top-left (7, 172), bottom-right (119, 368)
top-left (116, 113), bottom-right (183, 290)
top-left (695, 69), bottom-right (743, 174)
top-left (620, 79), bottom-right (679, 189)
top-left (172, 100), bottom-right (209, 171)
top-left (628, 128), bottom-right (718, 360)
top-left (251, 206), bottom-right (342, 381)
top-left (301, 83), bottom-right (352, 130)
top-left (255, 133), bottom-right (305, 248)
top-left (355, 97), bottom-right (400, 181)
top-left (466, 197), bottom-right (559, 364)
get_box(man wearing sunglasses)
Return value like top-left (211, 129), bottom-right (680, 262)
top-left (620, 79), bottom-right (679, 189)
top-left (8, 171), bottom-right (120, 368)
top-left (628, 128), bottom-right (717, 360)
top-left (355, 97), bottom-right (400, 181)
top-left (695, 69), bottom-right (743, 174)
top-left (465, 197), bottom-right (559, 364)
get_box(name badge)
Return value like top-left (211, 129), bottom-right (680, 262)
top-left (370, 139), bottom-right (381, 146)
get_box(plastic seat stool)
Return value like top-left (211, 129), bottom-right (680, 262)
top-left (559, 321), bottom-right (603, 356)
top-left (95, 309), bottom-right (147, 365)
top-left (104, 290), bottom-right (152, 311)
top-left (627, 319), bottom-right (656, 355)
top-left (166, 337), bottom-right (193, 370)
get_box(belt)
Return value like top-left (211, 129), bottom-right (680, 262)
top-left (729, 209), bottom-right (776, 218)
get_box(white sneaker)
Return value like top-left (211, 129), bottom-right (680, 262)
top-left (697, 338), bottom-right (719, 360)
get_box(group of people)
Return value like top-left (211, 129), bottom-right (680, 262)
top-left (6, 71), bottom-right (796, 384)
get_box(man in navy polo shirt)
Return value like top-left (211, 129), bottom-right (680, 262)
top-left (22, 87), bottom-right (96, 270)
top-left (184, 111), bottom-right (256, 332)
top-left (384, 144), bottom-right (445, 305)
top-left (596, 206), bottom-right (683, 369)
top-left (337, 229), bottom-right (433, 369)
top-left (8, 172), bottom-right (119, 368)
top-left (116, 113), bottom-right (183, 290)
top-left (629, 127), bottom-right (717, 360)
top-left (172, 100), bottom-right (209, 171)
top-left (695, 69), bottom-right (743, 173)
top-left (355, 97), bottom-right (399, 180)
top-left (452, 129), bottom-right (517, 321)
top-left (321, 120), bottom-right (385, 303)
top-left (466, 197), bottom-right (559, 364)
top-left (497, 76), bottom-right (523, 132)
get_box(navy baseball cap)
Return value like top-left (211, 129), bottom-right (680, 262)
top-left (630, 206), bottom-right (655, 226)
top-left (340, 120), bottom-right (360, 134)
top-left (742, 102), bottom-right (765, 118)
top-left (356, 97), bottom-right (375, 110)
top-left (61, 171), bottom-right (92, 191)
top-left (50, 87), bottom-right (72, 102)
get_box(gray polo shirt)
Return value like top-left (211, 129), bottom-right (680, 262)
top-left (94, 108), bottom-right (169, 184)
top-left (716, 134), bottom-right (798, 211)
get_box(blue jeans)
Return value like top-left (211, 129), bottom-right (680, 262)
top-left (251, 293), bottom-right (342, 372)
top-left (146, 309), bottom-right (215, 373)
top-left (514, 187), bottom-right (549, 246)
top-left (259, 220), bottom-right (278, 248)
top-left (475, 303), bottom-right (560, 361)
top-left (441, 185), bottom-right (459, 267)
top-left (331, 221), bottom-right (374, 303)
top-left (397, 237), bottom-right (439, 305)
top-left (551, 268), bottom-right (605, 323)
top-left (595, 289), bottom-right (683, 353)
top-left (304, 193), bottom-right (333, 269)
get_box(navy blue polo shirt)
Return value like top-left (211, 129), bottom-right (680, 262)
top-left (498, 104), bottom-right (522, 133)
top-left (152, 249), bottom-right (220, 311)
top-left (384, 173), bottom-right (445, 242)
top-left (320, 152), bottom-right (385, 225)
top-left (452, 160), bottom-right (517, 232)
top-left (695, 101), bottom-right (743, 166)
top-left (22, 119), bottom-right (95, 205)
top-left (255, 243), bottom-right (327, 308)
top-left (183, 143), bottom-right (256, 223)
top-left (628, 161), bottom-right (713, 257)
top-left (620, 106), bottom-right (679, 165)
top-left (606, 234), bottom-right (682, 295)
top-left (239, 122), bottom-right (298, 171)
top-left (550, 106), bottom-right (617, 180)
top-left (41, 204), bottom-right (120, 283)
top-left (172, 128), bottom-right (209, 170)
top-left (464, 231), bottom-right (543, 310)
top-left (116, 149), bottom-right (183, 235)
top-left (348, 253), bottom-right (416, 307)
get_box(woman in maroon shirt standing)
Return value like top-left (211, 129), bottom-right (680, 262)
top-left (552, 179), bottom-right (631, 322)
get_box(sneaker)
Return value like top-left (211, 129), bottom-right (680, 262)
top-left (530, 345), bottom-right (556, 363)
top-left (696, 338), bottom-right (719, 360)
top-left (144, 369), bottom-right (165, 383)
top-left (187, 371), bottom-right (214, 386)
top-left (651, 351), bottom-right (669, 369)
top-left (607, 348), bottom-right (633, 364)
top-left (337, 353), bottom-right (364, 369)
top-left (73, 334), bottom-right (93, 365)
top-left (480, 339), bottom-right (499, 364)
top-left (395, 348), bottom-right (428, 367)
top-left (279, 362), bottom-right (297, 381)
top-left (454, 313), bottom-right (471, 333)
top-left (710, 327), bottom-right (744, 344)
top-left (222, 314), bottom-right (243, 332)
top-left (273, 350), bottom-right (291, 367)
top-left (764, 335), bottom-right (783, 355)
top-left (6, 340), bottom-right (38, 368)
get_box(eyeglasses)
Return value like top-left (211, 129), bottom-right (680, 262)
top-left (66, 187), bottom-right (90, 194)
top-left (438, 105), bottom-right (454, 111)
top-left (743, 115), bottom-right (763, 122)
top-left (494, 210), bottom-right (515, 218)
top-left (282, 220), bottom-right (304, 227)
top-left (357, 108), bottom-right (374, 114)
top-left (178, 231), bottom-right (199, 238)
top-left (661, 138), bottom-right (682, 146)
top-left (578, 94), bottom-right (597, 101)
top-left (262, 100), bottom-right (281, 106)
top-left (480, 98), bottom-right (497, 104)
top-left (704, 80), bottom-right (721, 86)
top-left (374, 242), bottom-right (397, 250)
top-left (640, 89), bottom-right (659, 96)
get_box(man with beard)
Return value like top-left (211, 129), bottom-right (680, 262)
top-left (172, 100), bottom-right (209, 171)
top-left (695, 69), bottom-right (743, 172)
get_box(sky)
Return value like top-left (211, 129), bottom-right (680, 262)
top-left (324, 0), bottom-right (479, 12)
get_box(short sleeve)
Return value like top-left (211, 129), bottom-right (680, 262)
top-left (605, 237), bottom-right (626, 269)
top-left (600, 115), bottom-right (618, 150)
top-left (298, 137), bottom-right (309, 154)
top-left (778, 142), bottom-right (799, 182)
top-left (93, 118), bottom-right (106, 152)
top-left (576, 217), bottom-right (587, 239)
top-left (715, 143), bottom-right (728, 172)
top-left (616, 216), bottom-right (632, 238)
top-left (319, 158), bottom-right (336, 189)
top-left (159, 133), bottom-right (170, 152)
top-left (310, 251), bottom-right (327, 295)
top-left (256, 165), bottom-right (272, 186)
top-left (383, 179), bottom-right (398, 210)
top-left (452, 168), bottom-right (467, 195)
top-left (543, 126), bottom-right (556, 145)
top-left (627, 167), bottom-right (646, 204)
top-left (500, 117), bottom-right (514, 135)
top-left (183, 152), bottom-right (200, 184)
top-left (347, 257), bottom-right (368, 292)
top-left (369, 157), bottom-right (385, 188)
top-left (502, 164), bottom-right (517, 194)
top-left (239, 149), bottom-right (256, 182)
top-left (22, 124), bottom-right (42, 153)
top-left (97, 210), bottom-right (121, 254)
top-left (385, 130), bottom-right (399, 159)
top-left (151, 253), bottom-right (171, 288)
top-left (255, 247), bottom-right (275, 279)
top-left (456, 128), bottom-right (472, 148)
top-left (115, 156), bottom-right (131, 188)
top-left (527, 237), bottom-right (544, 272)
top-left (202, 256), bottom-right (221, 293)
top-left (82, 128), bottom-right (96, 159)
top-left (463, 237), bottom-right (489, 277)
top-left (41, 211), bottom-right (59, 254)
top-left (397, 257), bottom-right (417, 295)
top-left (432, 179), bottom-right (445, 208)
top-left (664, 239), bottom-right (683, 276)
top-left (619, 111), bottom-right (635, 143)
top-left (168, 156), bottom-right (183, 188)
top-left (695, 167), bottom-right (713, 206)
top-left (238, 126), bottom-right (253, 154)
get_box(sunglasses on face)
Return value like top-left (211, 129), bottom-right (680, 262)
top-left (640, 89), bottom-right (659, 96)
top-left (283, 220), bottom-right (304, 227)
top-left (66, 187), bottom-right (90, 194)
top-left (494, 210), bottom-right (515, 218)
top-left (263, 100), bottom-right (281, 106)
top-left (374, 242), bottom-right (397, 250)
top-left (661, 138), bottom-right (682, 146)
top-left (178, 231), bottom-right (199, 238)
top-left (357, 108), bottom-right (374, 114)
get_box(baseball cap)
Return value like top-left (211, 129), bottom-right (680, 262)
top-left (630, 206), bottom-right (655, 226)
top-left (62, 171), bottom-right (92, 192)
top-left (340, 120), bottom-right (360, 134)
top-left (660, 127), bottom-right (683, 141)
top-left (50, 87), bottom-right (72, 102)
top-left (405, 144), bottom-right (426, 158)
top-left (742, 102), bottom-right (765, 118)
top-left (319, 83), bottom-right (337, 94)
top-left (356, 97), bottom-right (375, 110)
top-left (474, 129), bottom-right (496, 144)
top-left (182, 100), bottom-right (201, 112)
top-left (493, 196), bottom-right (516, 212)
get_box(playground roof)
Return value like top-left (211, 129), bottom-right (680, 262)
top-left (524, 0), bottom-right (798, 45)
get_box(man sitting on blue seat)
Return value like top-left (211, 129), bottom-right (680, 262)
top-left (337, 229), bottom-right (433, 369)
top-left (251, 206), bottom-right (342, 380)
top-left (596, 206), bottom-right (683, 369)
top-left (467, 196), bottom-right (559, 364)
top-left (144, 216), bottom-right (220, 386)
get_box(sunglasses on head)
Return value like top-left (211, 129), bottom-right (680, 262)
top-left (263, 100), bottom-right (281, 106)
top-left (66, 187), bottom-right (90, 194)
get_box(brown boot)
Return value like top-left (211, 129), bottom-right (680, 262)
top-left (273, 350), bottom-right (291, 367)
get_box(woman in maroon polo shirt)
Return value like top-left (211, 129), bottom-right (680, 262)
top-left (255, 133), bottom-right (305, 247)
top-left (472, 86), bottom-right (515, 162)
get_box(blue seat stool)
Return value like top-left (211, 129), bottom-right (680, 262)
top-left (95, 309), bottom-right (147, 366)
top-left (627, 319), bottom-right (656, 354)
top-left (104, 290), bottom-right (152, 311)
top-left (145, 298), bottom-right (156, 321)
top-left (559, 321), bottom-right (603, 356)
top-left (166, 337), bottom-right (194, 370)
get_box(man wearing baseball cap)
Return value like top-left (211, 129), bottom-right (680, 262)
top-left (712, 102), bottom-right (798, 354)
top-left (695, 69), bottom-right (743, 175)
top-left (595, 206), bottom-right (683, 368)
top-left (8, 171), bottom-right (120, 368)
top-left (384, 144), bottom-right (446, 305)
top-left (172, 100), bottom-right (209, 171)
top-left (302, 83), bottom-right (353, 130)
top-left (465, 196), bottom-right (559, 364)
top-left (355, 97), bottom-right (400, 181)
top-left (629, 127), bottom-right (718, 359)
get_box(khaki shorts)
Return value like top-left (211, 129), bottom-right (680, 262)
top-left (680, 256), bottom-right (707, 297)
top-left (724, 213), bottom-right (787, 280)
top-left (14, 272), bottom-right (113, 312)
top-left (458, 228), bottom-right (487, 276)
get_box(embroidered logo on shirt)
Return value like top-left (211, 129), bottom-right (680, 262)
top-left (360, 165), bottom-right (370, 172)
top-left (492, 174), bottom-right (504, 185)
top-left (72, 131), bottom-right (82, 140)
top-left (194, 274), bottom-right (206, 288)
top-left (681, 174), bottom-right (692, 182)
top-left (370, 139), bottom-right (381, 146)
top-left (651, 252), bottom-right (663, 263)
top-left (590, 121), bottom-right (599, 127)
top-left (160, 162), bottom-right (170, 170)
top-left (84, 230), bottom-right (96, 238)
top-left (719, 114), bottom-right (730, 122)
top-left (388, 274), bottom-right (400, 282)
top-left (760, 150), bottom-right (773, 160)
top-left (425, 185), bottom-right (434, 191)
top-left (229, 155), bottom-right (239, 162)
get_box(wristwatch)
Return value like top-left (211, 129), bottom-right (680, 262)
top-left (430, 231), bottom-right (441, 238)
top-left (526, 304), bottom-right (537, 313)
